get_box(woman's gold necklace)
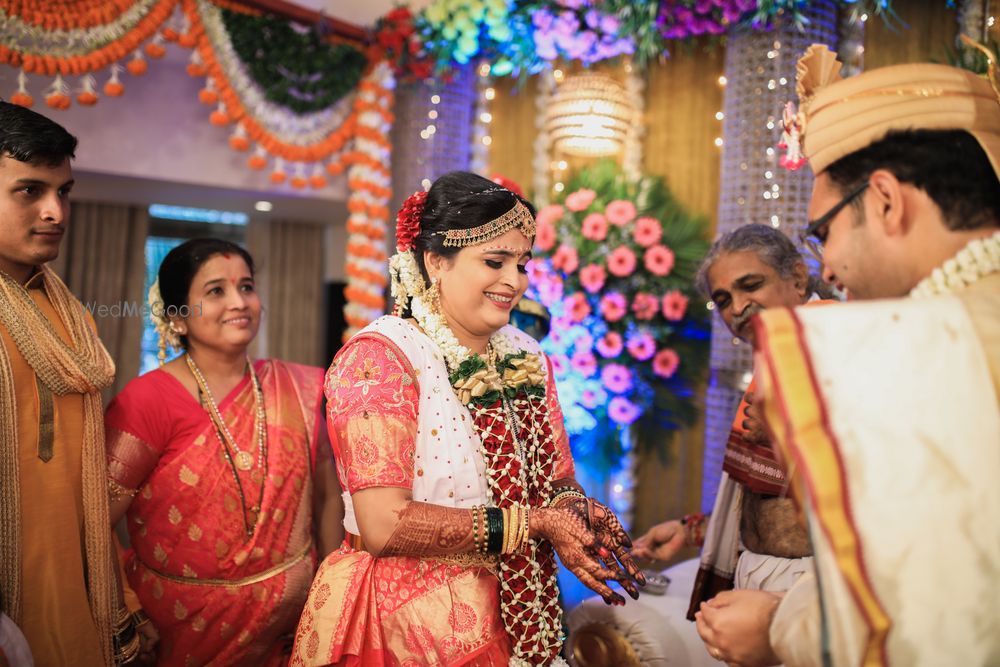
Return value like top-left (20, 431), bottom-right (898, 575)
top-left (186, 353), bottom-right (268, 537)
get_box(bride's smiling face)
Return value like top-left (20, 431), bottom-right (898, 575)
top-left (425, 228), bottom-right (533, 344)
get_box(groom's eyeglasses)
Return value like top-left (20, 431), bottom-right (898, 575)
top-left (800, 181), bottom-right (869, 261)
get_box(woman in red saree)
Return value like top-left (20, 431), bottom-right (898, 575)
top-left (291, 173), bottom-right (646, 667)
top-left (105, 238), bottom-right (343, 666)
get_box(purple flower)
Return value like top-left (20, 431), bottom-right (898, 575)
top-left (626, 331), bottom-right (657, 361)
top-left (599, 14), bottom-right (620, 35)
top-left (535, 35), bottom-right (558, 60)
top-left (532, 9), bottom-right (555, 30)
top-left (550, 353), bottom-right (569, 377)
top-left (585, 9), bottom-right (600, 28)
top-left (581, 388), bottom-right (601, 409)
top-left (601, 363), bottom-right (633, 394)
top-left (560, 0), bottom-right (585, 8)
top-left (570, 350), bottom-right (598, 378)
top-left (554, 11), bottom-right (580, 37)
top-left (608, 396), bottom-right (641, 425)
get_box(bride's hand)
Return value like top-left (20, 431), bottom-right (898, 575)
top-left (530, 501), bottom-right (644, 605)
top-left (557, 497), bottom-right (646, 596)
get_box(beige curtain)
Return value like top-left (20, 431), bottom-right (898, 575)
top-left (49, 200), bottom-right (149, 400)
top-left (251, 219), bottom-right (326, 366)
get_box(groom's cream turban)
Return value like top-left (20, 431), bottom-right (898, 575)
top-left (793, 43), bottom-right (1000, 178)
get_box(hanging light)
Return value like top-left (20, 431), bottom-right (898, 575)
top-left (545, 72), bottom-right (635, 158)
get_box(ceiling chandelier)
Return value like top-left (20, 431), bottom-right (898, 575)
top-left (546, 72), bottom-right (635, 158)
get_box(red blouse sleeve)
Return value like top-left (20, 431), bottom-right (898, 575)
top-left (104, 372), bottom-right (176, 491)
top-left (324, 333), bottom-right (420, 494)
top-left (544, 353), bottom-right (576, 480)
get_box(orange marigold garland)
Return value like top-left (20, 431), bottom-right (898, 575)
top-left (1, 0), bottom-right (179, 108)
top-left (181, 0), bottom-right (360, 181)
top-left (342, 61), bottom-right (395, 340)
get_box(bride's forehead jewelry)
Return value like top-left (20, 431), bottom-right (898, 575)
top-left (439, 199), bottom-right (536, 248)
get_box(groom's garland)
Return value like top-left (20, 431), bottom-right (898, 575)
top-left (391, 194), bottom-right (567, 664)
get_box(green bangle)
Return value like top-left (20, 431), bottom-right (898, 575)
top-left (485, 507), bottom-right (504, 554)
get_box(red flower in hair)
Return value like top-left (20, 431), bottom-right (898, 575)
top-left (396, 190), bottom-right (428, 252)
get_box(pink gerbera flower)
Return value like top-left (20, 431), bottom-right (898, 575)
top-left (607, 246), bottom-right (637, 277)
top-left (535, 219), bottom-right (556, 252)
top-left (605, 200), bottom-right (637, 226)
top-left (631, 292), bottom-right (659, 320)
top-left (652, 348), bottom-right (680, 378)
top-left (596, 331), bottom-right (624, 358)
top-left (570, 350), bottom-right (598, 378)
top-left (601, 363), bottom-right (633, 394)
top-left (564, 293), bottom-right (591, 322)
top-left (608, 396), bottom-right (641, 425)
top-left (633, 217), bottom-right (663, 247)
top-left (644, 244), bottom-right (675, 277)
top-left (565, 188), bottom-right (597, 212)
top-left (579, 264), bottom-right (607, 294)
top-left (581, 213), bottom-right (609, 241)
top-left (626, 331), bottom-right (656, 361)
top-left (535, 204), bottom-right (564, 227)
top-left (662, 291), bottom-right (689, 321)
top-left (551, 244), bottom-right (580, 274)
top-left (599, 293), bottom-right (627, 322)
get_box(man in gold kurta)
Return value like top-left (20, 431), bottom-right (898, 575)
top-left (692, 47), bottom-right (1000, 666)
top-left (0, 102), bottom-right (131, 666)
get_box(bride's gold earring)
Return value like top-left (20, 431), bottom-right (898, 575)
top-left (427, 276), bottom-right (442, 314)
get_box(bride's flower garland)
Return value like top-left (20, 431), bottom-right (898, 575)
top-left (909, 230), bottom-right (1000, 297)
top-left (399, 252), bottom-right (566, 666)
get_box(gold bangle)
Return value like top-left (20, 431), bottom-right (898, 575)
top-left (478, 507), bottom-right (489, 554)
top-left (114, 632), bottom-right (140, 665)
top-left (131, 609), bottom-right (150, 628)
top-left (501, 507), bottom-right (514, 555)
top-left (548, 489), bottom-right (585, 507)
top-left (472, 505), bottom-right (481, 553)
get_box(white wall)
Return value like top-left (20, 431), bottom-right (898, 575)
top-left (0, 54), bottom-right (351, 281)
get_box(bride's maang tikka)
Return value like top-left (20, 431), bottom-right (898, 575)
top-left (439, 199), bottom-right (536, 248)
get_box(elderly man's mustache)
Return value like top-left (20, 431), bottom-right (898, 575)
top-left (732, 304), bottom-right (764, 336)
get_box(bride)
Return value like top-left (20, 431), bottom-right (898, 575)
top-left (292, 171), bottom-right (644, 666)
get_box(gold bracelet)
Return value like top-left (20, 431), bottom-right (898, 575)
top-left (548, 489), bottom-right (585, 507)
top-left (114, 632), bottom-right (140, 665)
top-left (478, 506), bottom-right (489, 554)
top-left (501, 507), bottom-right (514, 555)
top-left (520, 506), bottom-right (531, 552)
top-left (472, 505), bottom-right (481, 553)
top-left (109, 478), bottom-right (138, 503)
top-left (114, 605), bottom-right (132, 632)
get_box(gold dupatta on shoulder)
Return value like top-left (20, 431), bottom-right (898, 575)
top-left (0, 265), bottom-right (116, 664)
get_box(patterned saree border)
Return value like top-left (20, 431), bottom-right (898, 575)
top-left (753, 308), bottom-right (890, 667)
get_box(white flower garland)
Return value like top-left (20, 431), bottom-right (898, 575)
top-left (409, 289), bottom-right (518, 373)
top-left (909, 230), bottom-right (1000, 297)
top-left (197, 0), bottom-right (356, 145)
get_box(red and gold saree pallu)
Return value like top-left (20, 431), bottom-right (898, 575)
top-left (106, 360), bottom-right (325, 666)
top-left (753, 296), bottom-right (1000, 667)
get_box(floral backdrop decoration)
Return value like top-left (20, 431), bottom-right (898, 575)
top-left (526, 161), bottom-right (711, 465)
